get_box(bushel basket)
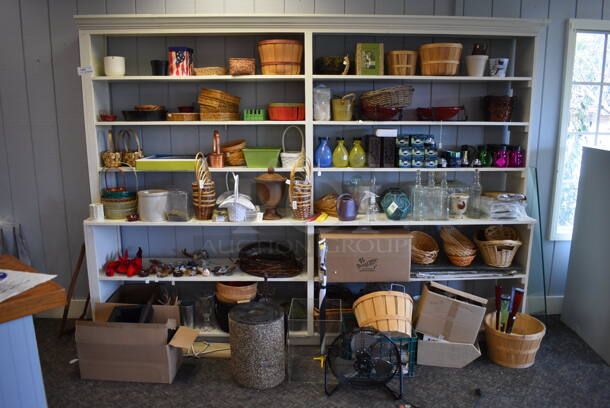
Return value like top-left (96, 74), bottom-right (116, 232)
top-left (353, 289), bottom-right (414, 336)
top-left (257, 39), bottom-right (303, 75)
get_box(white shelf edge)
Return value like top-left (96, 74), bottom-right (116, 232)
top-left (95, 121), bottom-right (306, 126)
top-left (84, 215), bottom-right (536, 227)
top-left (312, 75), bottom-right (532, 82)
top-left (313, 121), bottom-right (529, 126)
top-left (408, 273), bottom-right (527, 282)
top-left (313, 167), bottom-right (526, 172)
top-left (99, 271), bottom-right (308, 282)
top-left (99, 166), bottom-right (301, 173)
top-left (92, 75), bottom-right (305, 82)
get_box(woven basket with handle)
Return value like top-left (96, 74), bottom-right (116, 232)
top-left (474, 227), bottom-right (522, 267)
top-left (280, 126), bottom-right (304, 168)
top-left (101, 130), bottom-right (122, 168)
top-left (119, 129), bottom-right (144, 167)
top-left (192, 152), bottom-right (216, 220)
top-left (411, 231), bottom-right (439, 264)
top-left (289, 153), bottom-right (312, 221)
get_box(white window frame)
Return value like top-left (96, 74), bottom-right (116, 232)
top-left (550, 19), bottom-right (610, 241)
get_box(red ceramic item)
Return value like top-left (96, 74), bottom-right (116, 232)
top-left (268, 104), bottom-right (305, 121)
top-left (105, 248), bottom-right (142, 277)
top-left (100, 114), bottom-right (117, 121)
top-left (360, 105), bottom-right (401, 121)
top-left (416, 106), bottom-right (464, 121)
top-left (178, 106), bottom-right (195, 113)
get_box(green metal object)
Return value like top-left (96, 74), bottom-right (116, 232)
top-left (243, 109), bottom-right (267, 121)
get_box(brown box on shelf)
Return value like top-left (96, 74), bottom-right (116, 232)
top-left (366, 135), bottom-right (381, 167)
top-left (382, 137), bottom-right (397, 167)
top-left (319, 229), bottom-right (412, 282)
top-left (417, 337), bottom-right (481, 368)
top-left (75, 303), bottom-right (198, 384)
top-left (413, 281), bottom-right (488, 344)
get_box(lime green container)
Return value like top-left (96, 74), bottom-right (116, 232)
top-left (242, 147), bottom-right (281, 168)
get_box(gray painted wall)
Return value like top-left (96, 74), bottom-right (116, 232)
top-left (0, 0), bottom-right (603, 298)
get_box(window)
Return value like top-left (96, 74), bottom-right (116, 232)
top-left (550, 20), bottom-right (610, 240)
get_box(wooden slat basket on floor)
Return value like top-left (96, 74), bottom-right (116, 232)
top-left (353, 291), bottom-right (413, 336)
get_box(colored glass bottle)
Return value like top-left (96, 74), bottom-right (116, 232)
top-left (349, 137), bottom-right (366, 168)
top-left (314, 137), bottom-right (332, 168)
top-left (493, 144), bottom-right (509, 168)
top-left (332, 137), bottom-right (349, 168)
top-left (509, 145), bottom-right (526, 167)
top-left (479, 145), bottom-right (493, 167)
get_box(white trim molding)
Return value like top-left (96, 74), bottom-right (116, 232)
top-left (526, 295), bottom-right (564, 315)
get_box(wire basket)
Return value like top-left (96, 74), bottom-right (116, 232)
top-left (360, 85), bottom-right (414, 108)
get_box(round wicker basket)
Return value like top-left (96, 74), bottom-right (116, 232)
top-left (411, 231), bottom-right (439, 264)
top-left (474, 229), bottom-right (522, 268)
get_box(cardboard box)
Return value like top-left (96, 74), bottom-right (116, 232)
top-left (76, 303), bottom-right (198, 383)
top-left (417, 338), bottom-right (481, 368)
top-left (319, 229), bottom-right (412, 282)
top-left (413, 281), bottom-right (487, 344)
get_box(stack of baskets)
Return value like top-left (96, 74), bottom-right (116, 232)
top-left (419, 43), bottom-right (463, 76)
top-left (360, 85), bottom-right (413, 108)
top-left (192, 152), bottom-right (216, 220)
top-left (198, 88), bottom-right (241, 121)
top-left (440, 226), bottom-right (478, 266)
top-left (221, 140), bottom-right (247, 166)
top-left (215, 282), bottom-right (258, 304)
top-left (474, 226), bottom-right (522, 267)
top-left (257, 39), bottom-right (303, 75)
top-left (385, 50), bottom-right (417, 75)
top-left (410, 231), bottom-right (439, 265)
top-left (288, 154), bottom-right (313, 221)
top-left (100, 167), bottom-right (138, 220)
top-left (314, 193), bottom-right (338, 217)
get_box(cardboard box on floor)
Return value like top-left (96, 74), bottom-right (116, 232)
top-left (319, 229), bottom-right (412, 282)
top-left (75, 303), bottom-right (198, 384)
top-left (414, 282), bottom-right (487, 368)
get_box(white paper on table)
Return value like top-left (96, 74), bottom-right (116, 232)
top-left (0, 269), bottom-right (57, 303)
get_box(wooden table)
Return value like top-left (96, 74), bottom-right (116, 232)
top-left (0, 255), bottom-right (66, 408)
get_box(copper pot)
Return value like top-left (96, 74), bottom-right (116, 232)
top-left (255, 168), bottom-right (286, 220)
top-left (208, 129), bottom-right (224, 168)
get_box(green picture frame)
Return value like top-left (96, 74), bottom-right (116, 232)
top-left (356, 43), bottom-right (384, 75)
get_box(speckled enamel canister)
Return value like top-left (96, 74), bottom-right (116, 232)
top-left (229, 302), bottom-right (285, 389)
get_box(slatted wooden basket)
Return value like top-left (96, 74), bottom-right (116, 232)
top-left (419, 43), bottom-right (463, 75)
top-left (257, 39), bottom-right (303, 75)
top-left (353, 290), bottom-right (414, 336)
top-left (386, 50), bottom-right (418, 75)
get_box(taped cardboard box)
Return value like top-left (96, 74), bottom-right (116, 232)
top-left (319, 229), bottom-right (412, 282)
top-left (75, 303), bottom-right (198, 383)
top-left (413, 281), bottom-right (487, 344)
top-left (417, 337), bottom-right (481, 368)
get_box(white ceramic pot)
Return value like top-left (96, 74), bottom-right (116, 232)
top-left (465, 55), bottom-right (489, 77)
top-left (138, 189), bottom-right (169, 222)
top-left (104, 56), bottom-right (126, 76)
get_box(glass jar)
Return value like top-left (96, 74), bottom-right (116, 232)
top-left (493, 145), bottom-right (509, 168)
top-left (509, 145), bottom-right (526, 167)
top-left (478, 145), bottom-right (493, 167)
top-left (165, 190), bottom-right (189, 221)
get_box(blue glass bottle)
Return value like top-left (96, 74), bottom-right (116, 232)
top-left (314, 137), bottom-right (333, 167)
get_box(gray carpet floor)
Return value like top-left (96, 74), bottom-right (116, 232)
top-left (35, 316), bottom-right (609, 408)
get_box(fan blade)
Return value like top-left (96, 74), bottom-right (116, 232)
top-left (373, 358), bottom-right (394, 376)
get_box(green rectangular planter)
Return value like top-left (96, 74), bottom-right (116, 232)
top-left (135, 155), bottom-right (196, 171)
top-left (242, 147), bottom-right (281, 168)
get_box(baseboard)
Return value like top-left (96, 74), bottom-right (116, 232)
top-left (35, 298), bottom-right (88, 319)
top-left (526, 295), bottom-right (563, 315)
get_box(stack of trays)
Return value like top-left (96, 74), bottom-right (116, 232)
top-left (198, 88), bottom-right (241, 121)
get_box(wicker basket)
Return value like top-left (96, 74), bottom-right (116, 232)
top-left (411, 231), bottom-right (439, 264)
top-left (221, 139), bottom-right (247, 166)
top-left (192, 153), bottom-right (216, 220)
top-left (229, 58), bottom-right (255, 75)
top-left (484, 225), bottom-right (520, 241)
top-left (386, 50), bottom-right (417, 75)
top-left (198, 88), bottom-right (241, 107)
top-left (360, 85), bottom-right (414, 108)
top-left (119, 129), bottom-right (143, 167)
top-left (257, 39), bottom-right (303, 75)
top-left (314, 193), bottom-right (338, 217)
top-left (440, 226), bottom-right (477, 266)
top-left (101, 130), bottom-right (121, 168)
top-left (484, 312), bottom-right (546, 368)
top-left (166, 112), bottom-right (200, 121)
top-left (216, 281), bottom-right (257, 303)
top-left (288, 154), bottom-right (312, 221)
top-left (194, 66), bottom-right (227, 76)
top-left (353, 290), bottom-right (414, 336)
top-left (419, 43), bottom-right (463, 76)
top-left (200, 111), bottom-right (240, 121)
top-left (447, 254), bottom-right (477, 267)
top-left (239, 242), bottom-right (303, 278)
top-left (474, 229), bottom-right (522, 268)
top-left (280, 126), bottom-right (304, 168)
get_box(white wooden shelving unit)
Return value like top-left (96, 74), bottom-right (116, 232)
top-left (76, 14), bottom-right (545, 338)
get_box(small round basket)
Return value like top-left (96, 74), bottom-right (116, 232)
top-left (484, 312), bottom-right (546, 368)
top-left (221, 139), bottom-right (247, 166)
top-left (411, 231), bottom-right (439, 264)
top-left (474, 227), bottom-right (522, 268)
top-left (194, 66), bottom-right (227, 76)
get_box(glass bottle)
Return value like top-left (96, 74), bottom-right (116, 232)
top-left (349, 137), bottom-right (367, 168)
top-left (468, 169), bottom-right (482, 219)
top-left (438, 171), bottom-right (449, 220)
top-left (411, 170), bottom-right (425, 221)
top-left (493, 144), bottom-right (509, 168)
top-left (314, 137), bottom-right (332, 168)
top-left (509, 145), bottom-right (526, 167)
top-left (423, 172), bottom-right (438, 219)
top-left (332, 136), bottom-right (349, 168)
top-left (479, 145), bottom-right (493, 167)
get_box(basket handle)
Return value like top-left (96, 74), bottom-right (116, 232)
top-left (100, 164), bottom-right (139, 192)
top-left (281, 126), bottom-right (304, 153)
top-left (106, 130), bottom-right (115, 152)
top-left (120, 129), bottom-right (141, 152)
top-left (342, 93), bottom-right (356, 103)
top-left (390, 283), bottom-right (406, 293)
